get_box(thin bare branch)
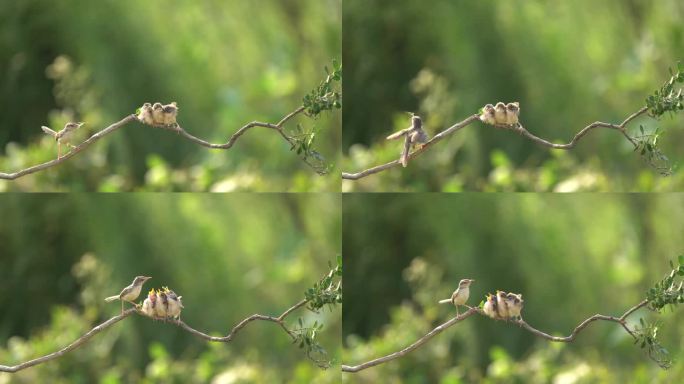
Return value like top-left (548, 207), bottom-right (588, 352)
top-left (342, 299), bottom-right (650, 373)
top-left (0, 106), bottom-right (308, 181)
top-left (342, 106), bottom-right (649, 181)
top-left (0, 298), bottom-right (309, 373)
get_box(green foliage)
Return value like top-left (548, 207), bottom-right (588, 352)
top-left (292, 319), bottom-right (331, 369)
top-left (646, 63), bottom-right (684, 118)
top-left (646, 256), bottom-right (684, 312)
top-left (634, 319), bottom-right (671, 369)
top-left (633, 125), bottom-right (673, 176)
top-left (303, 60), bottom-right (342, 118)
top-left (306, 256), bottom-right (343, 312)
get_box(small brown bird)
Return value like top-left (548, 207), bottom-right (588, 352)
top-left (164, 288), bottom-right (184, 321)
top-left (438, 278), bottom-right (475, 316)
top-left (151, 103), bottom-right (164, 126)
top-left (505, 292), bottom-right (524, 321)
top-left (482, 293), bottom-right (499, 319)
top-left (496, 291), bottom-right (510, 319)
top-left (141, 289), bottom-right (158, 318)
top-left (494, 102), bottom-right (507, 125)
top-left (161, 102), bottom-right (179, 126)
top-left (386, 114), bottom-right (429, 167)
top-left (505, 102), bottom-right (520, 126)
top-left (137, 103), bottom-right (154, 125)
top-left (105, 276), bottom-right (152, 314)
top-left (154, 290), bottom-right (169, 318)
top-left (41, 122), bottom-right (84, 158)
top-left (479, 104), bottom-right (496, 125)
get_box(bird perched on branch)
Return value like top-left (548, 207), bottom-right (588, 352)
top-left (162, 102), bottom-right (179, 126)
top-left (141, 289), bottom-right (158, 318)
top-left (41, 122), bottom-right (85, 159)
top-left (505, 292), bottom-right (524, 321)
top-left (439, 278), bottom-right (475, 316)
top-left (505, 102), bottom-right (520, 126)
top-left (479, 104), bottom-right (496, 125)
top-left (137, 103), bottom-right (154, 125)
top-left (164, 287), bottom-right (184, 321)
top-left (386, 114), bottom-right (429, 167)
top-left (494, 102), bottom-right (508, 125)
top-left (152, 103), bottom-right (164, 126)
top-left (104, 276), bottom-right (151, 314)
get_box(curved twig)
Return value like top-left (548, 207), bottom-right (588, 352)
top-left (342, 106), bottom-right (649, 180)
top-left (341, 299), bottom-right (649, 373)
top-left (0, 298), bottom-right (309, 373)
top-left (0, 106), bottom-right (307, 181)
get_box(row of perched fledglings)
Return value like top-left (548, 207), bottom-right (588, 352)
top-left (385, 102), bottom-right (521, 167)
top-left (136, 102), bottom-right (179, 127)
top-left (141, 287), bottom-right (184, 321)
top-left (104, 276), bottom-right (183, 321)
top-left (439, 279), bottom-right (524, 321)
top-left (39, 101), bottom-right (179, 159)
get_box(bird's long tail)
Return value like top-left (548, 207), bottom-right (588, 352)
top-left (41, 126), bottom-right (57, 137)
top-left (400, 135), bottom-right (411, 167)
top-left (104, 295), bottom-right (120, 302)
top-left (386, 127), bottom-right (410, 140)
top-left (438, 299), bottom-right (451, 304)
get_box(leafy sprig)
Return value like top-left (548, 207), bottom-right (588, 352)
top-left (305, 255), bottom-right (342, 312)
top-left (303, 60), bottom-right (342, 118)
top-left (633, 125), bottom-right (673, 176)
top-left (646, 62), bottom-right (684, 118)
top-left (292, 319), bottom-right (330, 369)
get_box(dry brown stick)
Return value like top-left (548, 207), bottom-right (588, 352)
top-left (0, 106), bottom-right (307, 181)
top-left (341, 106), bottom-right (649, 181)
top-left (341, 299), bottom-right (649, 373)
top-left (0, 299), bottom-right (309, 373)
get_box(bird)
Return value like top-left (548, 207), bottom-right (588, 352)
top-left (141, 289), bottom-right (158, 318)
top-left (479, 104), bottom-right (496, 125)
top-left (151, 103), bottom-right (164, 126)
top-left (494, 102), bottom-right (507, 125)
top-left (505, 102), bottom-right (520, 126)
top-left (482, 293), bottom-right (499, 319)
top-left (162, 102), bottom-right (179, 126)
top-left (505, 293), bottom-right (524, 321)
top-left (438, 278), bottom-right (475, 316)
top-left (41, 122), bottom-right (84, 158)
top-left (164, 287), bottom-right (184, 321)
top-left (104, 276), bottom-right (151, 314)
top-left (386, 114), bottom-right (429, 167)
top-left (154, 290), bottom-right (169, 318)
top-left (496, 291), bottom-right (510, 319)
top-left (137, 103), bottom-right (154, 125)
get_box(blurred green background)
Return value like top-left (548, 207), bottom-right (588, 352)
top-left (0, 0), bottom-right (341, 192)
top-left (343, 193), bottom-right (684, 383)
top-left (0, 194), bottom-right (341, 383)
top-left (342, 0), bottom-right (684, 192)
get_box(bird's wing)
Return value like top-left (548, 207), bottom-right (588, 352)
top-left (41, 126), bottom-right (57, 137)
top-left (386, 127), bottom-right (411, 140)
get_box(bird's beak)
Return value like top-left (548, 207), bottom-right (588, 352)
top-left (78, 122), bottom-right (85, 126)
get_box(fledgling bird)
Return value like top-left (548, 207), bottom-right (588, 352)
top-left (506, 293), bottom-right (524, 321)
top-left (154, 290), bottom-right (169, 318)
top-left (141, 289), bottom-right (158, 318)
top-left (494, 102), bottom-right (507, 125)
top-left (164, 287), bottom-right (184, 321)
top-left (104, 276), bottom-right (152, 314)
top-left (496, 291), bottom-right (510, 319)
top-left (151, 103), bottom-right (164, 126)
top-left (41, 122), bottom-right (85, 158)
top-left (386, 115), bottom-right (428, 167)
top-left (137, 103), bottom-right (154, 125)
top-left (505, 102), bottom-right (520, 126)
top-left (482, 293), bottom-right (499, 319)
top-left (438, 279), bottom-right (475, 316)
top-left (479, 104), bottom-right (496, 125)
top-left (162, 102), bottom-right (179, 126)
